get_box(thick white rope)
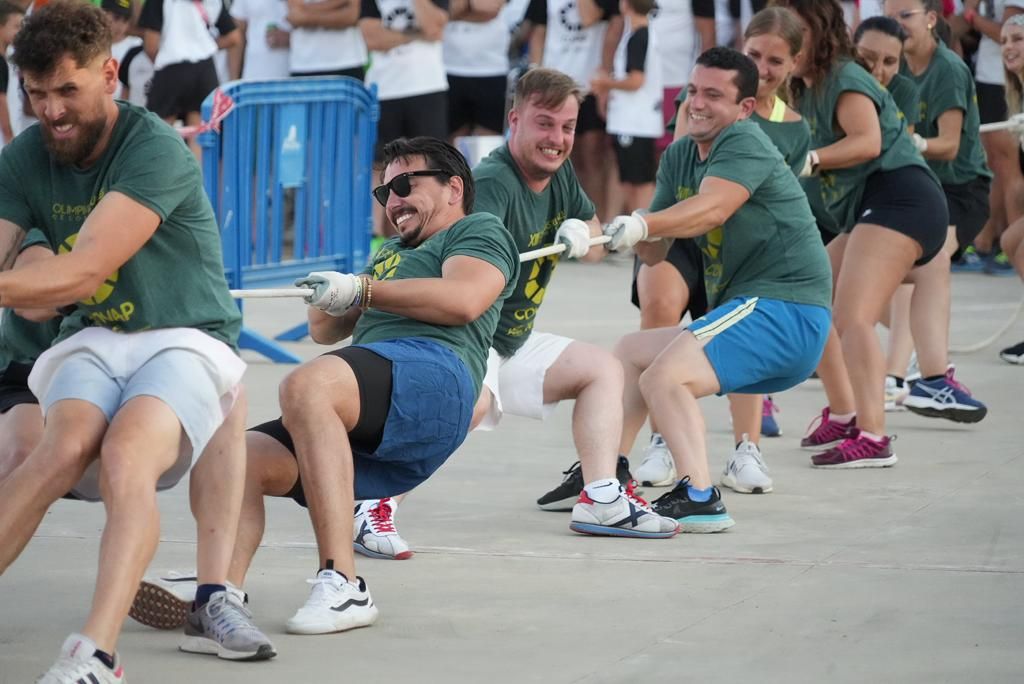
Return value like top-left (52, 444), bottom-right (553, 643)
top-left (979, 119), bottom-right (1024, 134)
top-left (230, 235), bottom-right (611, 299)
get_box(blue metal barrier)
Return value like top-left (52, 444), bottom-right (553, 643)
top-left (199, 78), bottom-right (379, 363)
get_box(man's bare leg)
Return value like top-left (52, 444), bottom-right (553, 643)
top-left (0, 403), bottom-right (44, 480)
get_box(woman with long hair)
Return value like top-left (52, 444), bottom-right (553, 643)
top-left (997, 14), bottom-right (1024, 363)
top-left (772, 0), bottom-right (986, 469)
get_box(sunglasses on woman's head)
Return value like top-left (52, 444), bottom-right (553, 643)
top-left (372, 170), bottom-right (446, 207)
top-left (892, 9), bottom-right (925, 20)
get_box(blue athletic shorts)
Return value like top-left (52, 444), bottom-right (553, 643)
top-left (688, 297), bottom-right (831, 395)
top-left (350, 338), bottom-right (474, 498)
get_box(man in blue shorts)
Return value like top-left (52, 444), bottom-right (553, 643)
top-left (605, 47), bottom-right (833, 532)
top-left (221, 137), bottom-right (520, 635)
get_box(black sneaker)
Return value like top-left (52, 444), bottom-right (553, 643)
top-left (536, 457), bottom-right (633, 511)
top-left (1000, 340), bottom-right (1024, 365)
top-left (650, 477), bottom-right (735, 533)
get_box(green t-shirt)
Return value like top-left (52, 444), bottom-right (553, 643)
top-left (0, 229), bottom-right (61, 374)
top-left (887, 73), bottom-right (921, 128)
top-left (901, 43), bottom-right (991, 185)
top-left (355, 212), bottom-right (519, 394)
top-left (650, 119), bottom-right (832, 310)
top-left (473, 144), bottom-right (597, 357)
top-left (0, 102), bottom-right (241, 348)
top-left (798, 60), bottom-right (932, 231)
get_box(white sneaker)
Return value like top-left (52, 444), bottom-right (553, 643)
top-left (570, 486), bottom-right (679, 538)
top-left (353, 498), bottom-right (413, 560)
top-left (37, 633), bottom-right (124, 683)
top-left (634, 434), bottom-right (676, 486)
top-left (720, 435), bottom-right (773, 494)
top-left (884, 375), bottom-right (909, 412)
top-left (285, 569), bottom-right (379, 635)
top-left (130, 569), bottom-right (197, 629)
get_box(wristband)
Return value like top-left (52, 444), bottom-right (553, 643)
top-left (809, 149), bottom-right (821, 175)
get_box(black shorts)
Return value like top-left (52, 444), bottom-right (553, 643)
top-left (613, 134), bottom-right (656, 184)
top-left (249, 346), bottom-right (393, 508)
top-left (147, 58), bottom-right (219, 118)
top-left (976, 82), bottom-right (1008, 125)
top-left (630, 238), bottom-right (709, 321)
top-left (291, 66), bottom-right (365, 80)
top-left (692, 0), bottom-right (714, 18)
top-left (728, 0), bottom-right (766, 17)
top-left (577, 93), bottom-right (606, 135)
top-left (447, 74), bottom-right (507, 135)
top-left (856, 165), bottom-right (949, 267)
top-left (0, 362), bottom-right (37, 414)
top-left (376, 90), bottom-right (449, 161)
top-left (943, 176), bottom-right (991, 257)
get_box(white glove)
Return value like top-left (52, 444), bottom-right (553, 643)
top-left (554, 218), bottom-right (592, 259)
top-left (799, 153), bottom-right (814, 178)
top-left (294, 271), bottom-right (362, 316)
top-left (912, 133), bottom-right (928, 153)
top-left (603, 211), bottom-right (649, 251)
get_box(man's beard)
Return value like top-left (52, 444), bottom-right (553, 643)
top-left (42, 113), bottom-right (108, 166)
top-left (398, 224), bottom-right (423, 247)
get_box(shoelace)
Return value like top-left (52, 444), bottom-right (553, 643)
top-left (944, 368), bottom-right (972, 395)
top-left (833, 434), bottom-right (883, 461)
top-left (206, 591), bottom-right (257, 639)
top-left (367, 499), bottom-right (397, 534)
top-left (561, 461), bottom-right (582, 483)
top-left (651, 476), bottom-right (690, 506)
top-left (303, 576), bottom-right (347, 609)
top-left (624, 480), bottom-right (650, 507)
top-left (44, 656), bottom-right (108, 681)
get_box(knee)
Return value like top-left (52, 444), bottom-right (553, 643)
top-left (0, 443), bottom-right (34, 479)
top-left (637, 364), bottom-right (669, 401)
top-left (278, 365), bottom-right (324, 416)
top-left (98, 442), bottom-right (158, 503)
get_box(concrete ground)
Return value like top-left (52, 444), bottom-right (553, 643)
top-left (2, 255), bottom-right (1023, 683)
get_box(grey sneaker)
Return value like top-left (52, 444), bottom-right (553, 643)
top-left (179, 589), bottom-right (276, 661)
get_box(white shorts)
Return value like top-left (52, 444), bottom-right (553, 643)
top-left (476, 331), bottom-right (574, 431)
top-left (28, 327), bottom-right (246, 502)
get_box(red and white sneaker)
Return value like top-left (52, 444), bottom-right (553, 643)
top-left (570, 483), bottom-right (679, 538)
top-left (801, 407), bottom-right (855, 450)
top-left (810, 429), bottom-right (897, 469)
top-left (353, 498), bottom-right (413, 560)
top-left (38, 633), bottom-right (124, 684)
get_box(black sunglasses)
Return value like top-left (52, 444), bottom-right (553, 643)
top-left (372, 169), bottom-right (447, 207)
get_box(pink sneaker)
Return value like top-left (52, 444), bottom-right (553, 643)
top-left (801, 407), bottom-right (855, 449)
top-left (810, 429), bottom-right (897, 469)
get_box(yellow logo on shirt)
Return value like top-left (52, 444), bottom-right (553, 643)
top-left (373, 252), bottom-right (402, 280)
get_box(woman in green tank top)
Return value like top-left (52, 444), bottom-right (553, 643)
top-left (773, 0), bottom-right (987, 468)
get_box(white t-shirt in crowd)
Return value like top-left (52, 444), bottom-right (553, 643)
top-left (976, 0), bottom-right (1024, 84)
top-left (290, 0), bottom-right (367, 74)
top-left (112, 36), bottom-right (143, 99)
top-left (526, 0), bottom-right (616, 89)
top-left (118, 45), bottom-right (156, 108)
top-left (650, 0), bottom-right (694, 88)
top-left (443, 16), bottom-right (510, 77)
top-left (361, 0), bottom-right (449, 99)
top-left (607, 22), bottom-right (662, 138)
top-left (138, 0), bottom-right (237, 70)
top-left (231, 0), bottom-right (291, 79)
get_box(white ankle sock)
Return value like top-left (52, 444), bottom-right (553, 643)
top-left (831, 411), bottom-right (855, 423)
top-left (584, 478), bottom-right (621, 503)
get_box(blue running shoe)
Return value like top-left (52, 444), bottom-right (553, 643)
top-left (651, 477), bottom-right (734, 533)
top-left (903, 367), bottom-right (987, 423)
top-left (761, 396), bottom-right (782, 437)
top-left (984, 250), bottom-right (1016, 276)
top-left (951, 246), bottom-right (985, 273)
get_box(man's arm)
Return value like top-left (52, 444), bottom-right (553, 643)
top-left (11, 244), bottom-right (60, 322)
top-left (0, 219), bottom-right (26, 271)
top-left (360, 17), bottom-right (417, 49)
top-left (370, 255), bottom-right (507, 323)
top-left (143, 30), bottom-right (161, 62)
top-left (0, 192), bottom-right (160, 309)
top-left (309, 306), bottom-right (363, 344)
top-left (577, 216), bottom-right (608, 262)
top-left (644, 176), bottom-right (750, 239)
top-left (0, 94), bottom-right (13, 144)
top-left (227, 19), bottom-right (247, 79)
top-left (288, 0), bottom-right (360, 29)
top-left (412, 0), bottom-right (449, 41)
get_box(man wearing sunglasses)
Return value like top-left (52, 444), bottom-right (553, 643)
top-left (221, 137), bottom-right (520, 636)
